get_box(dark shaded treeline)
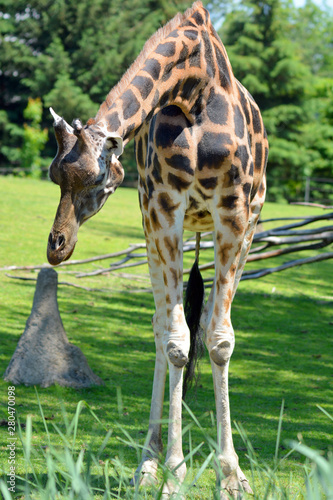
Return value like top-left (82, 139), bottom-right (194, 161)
top-left (1, 0), bottom-right (332, 201)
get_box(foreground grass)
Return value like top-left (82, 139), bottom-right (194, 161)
top-left (0, 176), bottom-right (332, 498)
top-left (1, 395), bottom-right (333, 499)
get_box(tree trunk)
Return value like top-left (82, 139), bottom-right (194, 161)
top-left (4, 268), bottom-right (103, 388)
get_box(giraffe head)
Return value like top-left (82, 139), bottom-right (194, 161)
top-left (47, 108), bottom-right (124, 265)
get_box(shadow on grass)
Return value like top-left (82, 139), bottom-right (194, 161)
top-left (83, 219), bottom-right (144, 241)
top-left (1, 274), bottom-right (332, 470)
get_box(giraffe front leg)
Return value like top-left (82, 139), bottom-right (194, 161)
top-left (211, 359), bottom-right (253, 499)
top-left (211, 196), bottom-right (264, 498)
top-left (161, 255), bottom-right (189, 497)
top-left (144, 204), bottom-right (188, 496)
top-left (161, 364), bottom-right (187, 498)
top-left (132, 232), bottom-right (167, 487)
top-left (132, 323), bottom-right (167, 487)
top-left (205, 222), bottom-right (253, 499)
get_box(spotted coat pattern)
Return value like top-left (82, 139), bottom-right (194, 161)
top-left (47, 2), bottom-right (268, 497)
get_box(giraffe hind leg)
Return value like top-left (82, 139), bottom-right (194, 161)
top-left (202, 208), bottom-right (254, 498)
top-left (232, 190), bottom-right (266, 300)
top-left (214, 197), bottom-right (265, 498)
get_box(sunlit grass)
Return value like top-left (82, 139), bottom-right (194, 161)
top-left (0, 176), bottom-right (332, 498)
top-left (0, 395), bottom-right (332, 499)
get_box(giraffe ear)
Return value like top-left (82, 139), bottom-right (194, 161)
top-left (104, 134), bottom-right (123, 158)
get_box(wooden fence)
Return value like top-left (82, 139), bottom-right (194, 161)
top-left (2, 211), bottom-right (332, 291)
top-left (304, 177), bottom-right (333, 205)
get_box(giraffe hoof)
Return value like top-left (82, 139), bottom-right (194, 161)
top-left (210, 341), bottom-right (231, 366)
top-left (219, 466), bottom-right (253, 499)
top-left (131, 459), bottom-right (158, 487)
top-left (167, 342), bottom-right (188, 368)
top-left (161, 487), bottom-right (185, 499)
top-left (160, 459), bottom-right (186, 498)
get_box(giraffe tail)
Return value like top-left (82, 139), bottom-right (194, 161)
top-left (183, 232), bottom-right (205, 399)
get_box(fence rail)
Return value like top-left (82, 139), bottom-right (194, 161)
top-left (2, 211), bottom-right (332, 291)
top-left (304, 177), bottom-right (333, 204)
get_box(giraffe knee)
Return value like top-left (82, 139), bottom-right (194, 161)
top-left (209, 340), bottom-right (233, 366)
top-left (166, 342), bottom-right (188, 368)
top-left (217, 453), bottom-right (239, 476)
top-left (207, 322), bottom-right (234, 366)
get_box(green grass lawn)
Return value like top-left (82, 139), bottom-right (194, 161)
top-left (0, 176), bottom-right (332, 498)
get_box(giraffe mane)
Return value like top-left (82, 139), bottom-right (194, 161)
top-left (95, 1), bottom-right (204, 123)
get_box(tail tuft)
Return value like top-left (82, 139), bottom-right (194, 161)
top-left (183, 254), bottom-right (205, 399)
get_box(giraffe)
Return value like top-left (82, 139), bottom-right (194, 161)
top-left (46, 2), bottom-right (268, 497)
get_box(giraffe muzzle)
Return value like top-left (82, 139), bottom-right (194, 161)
top-left (47, 232), bottom-right (77, 266)
top-left (48, 232), bottom-right (66, 252)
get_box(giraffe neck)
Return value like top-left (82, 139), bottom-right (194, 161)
top-left (90, 1), bottom-right (235, 146)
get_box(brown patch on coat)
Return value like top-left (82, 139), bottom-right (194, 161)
top-left (157, 192), bottom-right (180, 226)
top-left (155, 239), bottom-right (166, 264)
top-left (224, 289), bottom-right (233, 312)
top-left (221, 216), bottom-right (244, 236)
top-left (151, 208), bottom-right (162, 231)
top-left (218, 242), bottom-right (233, 266)
top-left (216, 273), bottom-right (228, 293)
top-left (223, 318), bottom-right (231, 328)
top-left (164, 235), bottom-right (180, 262)
top-left (216, 231), bottom-right (222, 244)
top-left (170, 267), bottom-right (179, 288)
top-left (142, 193), bottom-right (149, 211)
top-left (144, 216), bottom-right (151, 234)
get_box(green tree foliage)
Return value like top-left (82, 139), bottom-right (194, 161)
top-left (1, 97), bottom-right (48, 177)
top-left (0, 0), bottom-right (333, 199)
top-left (21, 97), bottom-right (49, 178)
top-left (220, 0), bottom-right (333, 201)
top-left (0, 0), bottom-right (192, 175)
top-left (290, 1), bottom-right (333, 77)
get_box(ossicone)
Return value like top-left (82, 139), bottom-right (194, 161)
top-left (49, 107), bottom-right (74, 135)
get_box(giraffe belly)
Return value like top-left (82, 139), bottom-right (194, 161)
top-left (183, 211), bottom-right (214, 231)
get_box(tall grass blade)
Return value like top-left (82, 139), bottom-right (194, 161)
top-left (189, 450), bottom-right (215, 489)
top-left (24, 414), bottom-right (32, 464)
top-left (234, 422), bottom-right (258, 496)
top-left (117, 386), bottom-right (123, 418)
top-left (317, 404), bottom-right (333, 422)
top-left (0, 481), bottom-right (13, 500)
top-left (274, 399), bottom-right (284, 464)
top-left (291, 442), bottom-right (331, 476)
top-left (182, 399), bottom-right (203, 429)
top-left (97, 429), bottom-right (113, 459)
top-left (35, 387), bottom-right (50, 446)
top-left (69, 399), bottom-right (107, 452)
top-left (103, 459), bottom-right (112, 500)
top-left (71, 400), bottom-right (87, 451)
top-left (45, 448), bottom-right (57, 498)
top-left (188, 428), bottom-right (193, 470)
top-left (174, 441), bottom-right (204, 472)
